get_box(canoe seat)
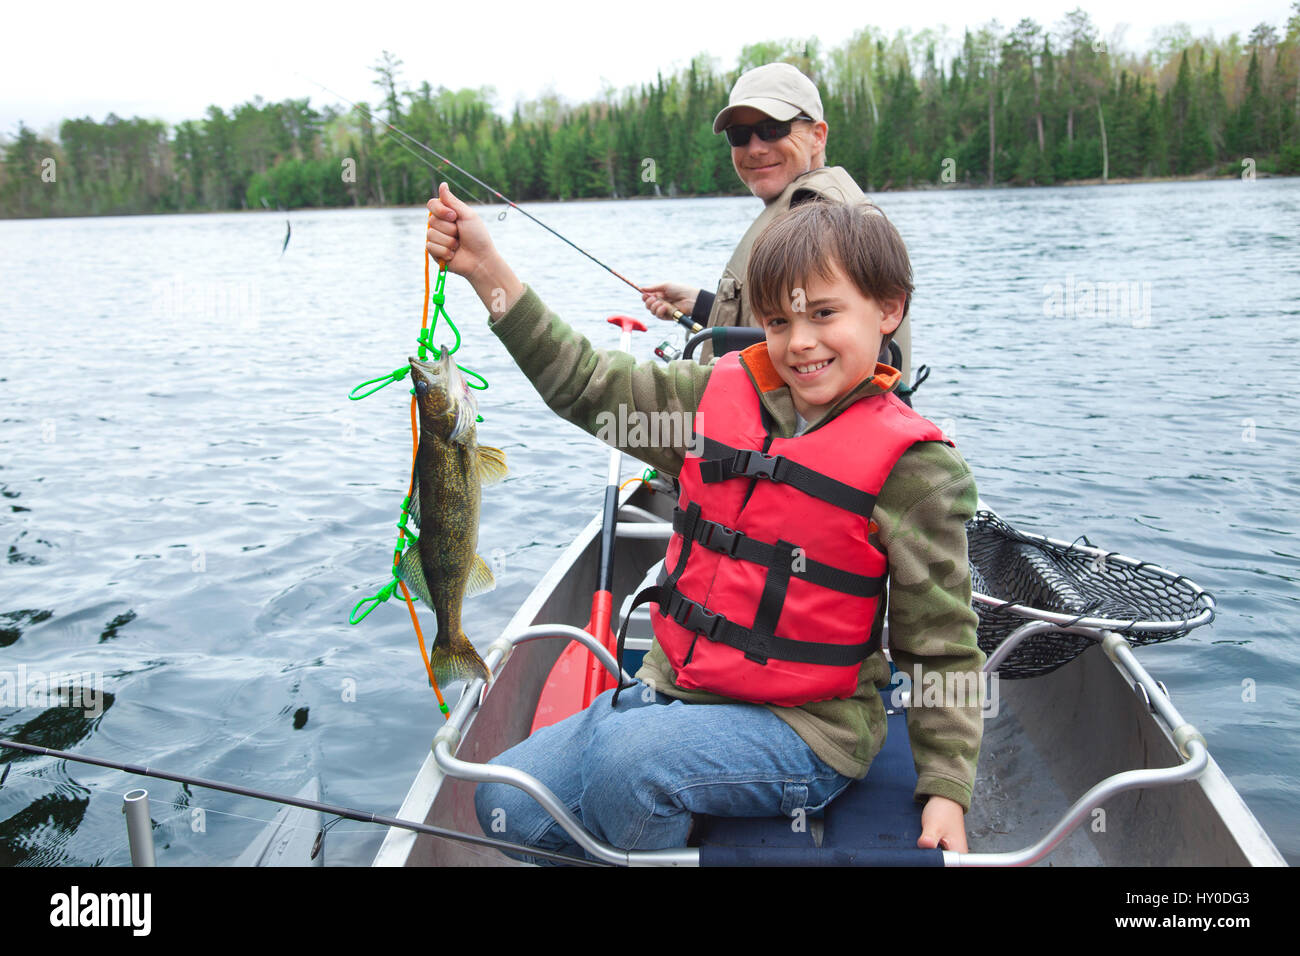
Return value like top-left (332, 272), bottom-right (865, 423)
top-left (690, 691), bottom-right (944, 865)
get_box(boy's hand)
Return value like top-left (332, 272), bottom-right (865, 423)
top-left (426, 182), bottom-right (496, 278)
top-left (641, 281), bottom-right (699, 321)
top-left (917, 795), bottom-right (968, 853)
top-left (425, 182), bottom-right (523, 320)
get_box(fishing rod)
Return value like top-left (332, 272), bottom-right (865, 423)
top-left (0, 737), bottom-right (608, 867)
top-left (384, 127), bottom-right (495, 208)
top-left (300, 72), bottom-right (703, 334)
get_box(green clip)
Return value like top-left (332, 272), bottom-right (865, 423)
top-left (642, 468), bottom-right (659, 482)
top-left (418, 324), bottom-right (462, 359)
top-left (350, 578), bottom-right (399, 624)
top-left (350, 366), bottom-right (410, 401)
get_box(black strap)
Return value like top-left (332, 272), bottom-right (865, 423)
top-left (694, 437), bottom-right (878, 517)
top-left (671, 508), bottom-right (883, 598)
top-left (612, 583), bottom-right (668, 707)
top-left (663, 587), bottom-right (878, 668)
top-left (611, 575), bottom-right (878, 707)
top-left (664, 502), bottom-right (699, 591)
top-left (613, 503), bottom-right (705, 706)
top-left (745, 539), bottom-right (795, 664)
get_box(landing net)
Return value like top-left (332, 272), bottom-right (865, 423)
top-left (966, 511), bottom-right (1216, 679)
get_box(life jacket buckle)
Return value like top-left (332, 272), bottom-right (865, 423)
top-left (671, 594), bottom-right (721, 639)
top-left (693, 605), bottom-right (721, 638)
top-left (669, 594), bottom-right (693, 628)
top-left (733, 448), bottom-right (779, 480)
top-left (704, 522), bottom-right (743, 557)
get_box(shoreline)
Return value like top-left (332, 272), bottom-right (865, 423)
top-left (2, 170), bottom-right (1293, 222)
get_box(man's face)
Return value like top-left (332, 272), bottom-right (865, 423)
top-left (726, 106), bottom-right (828, 203)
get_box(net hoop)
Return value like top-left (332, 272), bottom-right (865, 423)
top-left (967, 511), bottom-right (1216, 678)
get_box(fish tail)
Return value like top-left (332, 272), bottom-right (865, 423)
top-left (430, 631), bottom-right (491, 689)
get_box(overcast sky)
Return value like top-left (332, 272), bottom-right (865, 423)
top-left (3, 0), bottom-right (1292, 137)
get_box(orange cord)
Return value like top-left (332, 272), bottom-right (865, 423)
top-left (393, 212), bottom-right (447, 716)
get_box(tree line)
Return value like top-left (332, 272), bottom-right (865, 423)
top-left (2, 6), bottom-right (1298, 219)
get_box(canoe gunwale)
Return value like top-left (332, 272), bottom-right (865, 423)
top-left (378, 487), bottom-right (1286, 867)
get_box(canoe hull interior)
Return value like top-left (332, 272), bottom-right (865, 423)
top-left (970, 646), bottom-right (1278, 866)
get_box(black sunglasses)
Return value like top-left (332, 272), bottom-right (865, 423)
top-left (724, 115), bottom-right (814, 147)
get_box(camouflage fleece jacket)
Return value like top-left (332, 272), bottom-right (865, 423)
top-left (488, 286), bottom-right (984, 812)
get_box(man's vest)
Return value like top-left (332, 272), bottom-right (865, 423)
top-left (623, 344), bottom-right (949, 707)
top-left (704, 165), bottom-right (910, 379)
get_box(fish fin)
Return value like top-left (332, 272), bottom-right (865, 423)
top-left (465, 554), bottom-right (496, 598)
top-left (449, 403), bottom-right (477, 444)
top-left (477, 446), bottom-right (508, 485)
top-left (395, 544), bottom-right (434, 609)
top-left (407, 464), bottom-right (422, 528)
top-left (429, 633), bottom-right (490, 688)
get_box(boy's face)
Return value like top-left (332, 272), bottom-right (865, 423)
top-left (758, 264), bottom-right (904, 423)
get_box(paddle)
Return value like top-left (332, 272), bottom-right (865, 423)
top-left (531, 315), bottom-right (647, 733)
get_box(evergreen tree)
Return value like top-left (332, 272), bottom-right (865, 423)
top-left (1168, 51), bottom-right (1213, 173)
top-left (1231, 49), bottom-right (1267, 155)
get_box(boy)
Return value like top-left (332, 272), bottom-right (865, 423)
top-left (424, 183), bottom-right (982, 861)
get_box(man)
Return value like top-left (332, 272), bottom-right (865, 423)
top-left (642, 62), bottom-right (911, 380)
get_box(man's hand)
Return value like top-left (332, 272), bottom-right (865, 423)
top-left (425, 182), bottom-right (523, 320)
top-left (917, 795), bottom-right (968, 853)
top-left (641, 282), bottom-right (700, 322)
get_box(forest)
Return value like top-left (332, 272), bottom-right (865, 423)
top-left (2, 7), bottom-right (1298, 218)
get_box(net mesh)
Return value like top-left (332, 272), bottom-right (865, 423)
top-left (966, 511), bottom-right (1214, 679)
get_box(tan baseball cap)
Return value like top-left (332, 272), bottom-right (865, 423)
top-left (713, 62), bottom-right (824, 133)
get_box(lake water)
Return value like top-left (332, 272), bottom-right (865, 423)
top-left (1, 177), bottom-right (1297, 866)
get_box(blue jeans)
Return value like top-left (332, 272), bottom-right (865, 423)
top-left (473, 681), bottom-right (853, 864)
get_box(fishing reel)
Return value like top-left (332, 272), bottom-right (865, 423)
top-left (654, 340), bottom-right (681, 363)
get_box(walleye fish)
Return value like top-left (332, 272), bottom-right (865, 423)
top-left (396, 348), bottom-right (507, 688)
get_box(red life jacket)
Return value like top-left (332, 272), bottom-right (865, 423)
top-left (627, 343), bottom-right (950, 707)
